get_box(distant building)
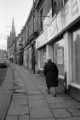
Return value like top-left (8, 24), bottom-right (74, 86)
top-left (15, 32), bottom-right (24, 65)
top-left (0, 49), bottom-right (7, 58)
top-left (7, 18), bottom-right (16, 62)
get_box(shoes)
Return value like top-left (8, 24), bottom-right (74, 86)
top-left (54, 94), bottom-right (56, 97)
top-left (47, 89), bottom-right (56, 96)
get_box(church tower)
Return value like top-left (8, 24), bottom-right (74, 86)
top-left (10, 17), bottom-right (16, 41)
top-left (7, 17), bottom-right (16, 62)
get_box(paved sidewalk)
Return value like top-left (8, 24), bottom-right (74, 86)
top-left (6, 64), bottom-right (80, 120)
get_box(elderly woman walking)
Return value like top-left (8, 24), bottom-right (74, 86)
top-left (43, 59), bottom-right (58, 96)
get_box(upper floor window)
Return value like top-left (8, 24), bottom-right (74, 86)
top-left (40, 8), bottom-right (43, 31)
top-left (52, 0), bottom-right (66, 17)
top-left (64, 0), bottom-right (68, 4)
top-left (52, 0), bottom-right (57, 17)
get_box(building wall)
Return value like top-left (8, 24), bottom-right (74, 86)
top-left (35, 0), bottom-right (80, 90)
top-left (16, 33), bottom-right (23, 65)
top-left (28, 15), bottom-right (34, 37)
top-left (15, 0), bottom-right (80, 92)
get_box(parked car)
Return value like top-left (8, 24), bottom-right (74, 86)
top-left (0, 57), bottom-right (9, 68)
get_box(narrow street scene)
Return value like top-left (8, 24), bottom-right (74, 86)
top-left (6, 64), bottom-right (80, 120)
top-left (1, 0), bottom-right (80, 119)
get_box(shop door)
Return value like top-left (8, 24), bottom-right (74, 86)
top-left (54, 40), bottom-right (64, 77)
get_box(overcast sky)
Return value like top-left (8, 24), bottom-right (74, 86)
top-left (0, 0), bottom-right (33, 50)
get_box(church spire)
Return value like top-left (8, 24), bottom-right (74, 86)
top-left (11, 17), bottom-right (16, 36)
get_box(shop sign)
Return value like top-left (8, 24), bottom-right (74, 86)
top-left (70, 0), bottom-right (80, 23)
top-left (61, 0), bottom-right (71, 29)
top-left (47, 18), bottom-right (57, 41)
top-left (77, 0), bottom-right (80, 13)
top-left (61, 0), bottom-right (80, 29)
top-left (43, 9), bottom-right (52, 31)
top-left (36, 32), bottom-right (47, 48)
top-left (36, 18), bottom-right (58, 49)
top-left (56, 11), bottom-right (63, 34)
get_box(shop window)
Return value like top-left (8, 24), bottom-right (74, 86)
top-left (57, 47), bottom-right (64, 65)
top-left (72, 30), bottom-right (80, 84)
top-left (39, 46), bottom-right (46, 69)
top-left (57, 46), bottom-right (64, 76)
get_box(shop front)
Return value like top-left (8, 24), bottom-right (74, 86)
top-left (63, 26), bottom-right (80, 100)
top-left (68, 28), bottom-right (80, 100)
top-left (71, 29), bottom-right (80, 86)
top-left (35, 0), bottom-right (80, 97)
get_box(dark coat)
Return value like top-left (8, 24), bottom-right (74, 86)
top-left (43, 61), bottom-right (58, 88)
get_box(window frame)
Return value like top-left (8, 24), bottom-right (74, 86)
top-left (40, 8), bottom-right (43, 31)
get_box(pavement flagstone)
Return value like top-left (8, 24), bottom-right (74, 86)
top-left (6, 64), bottom-right (80, 120)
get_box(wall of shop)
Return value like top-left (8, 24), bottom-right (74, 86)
top-left (36, 0), bottom-right (80, 83)
top-left (71, 29), bottom-right (80, 87)
top-left (54, 39), bottom-right (65, 78)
